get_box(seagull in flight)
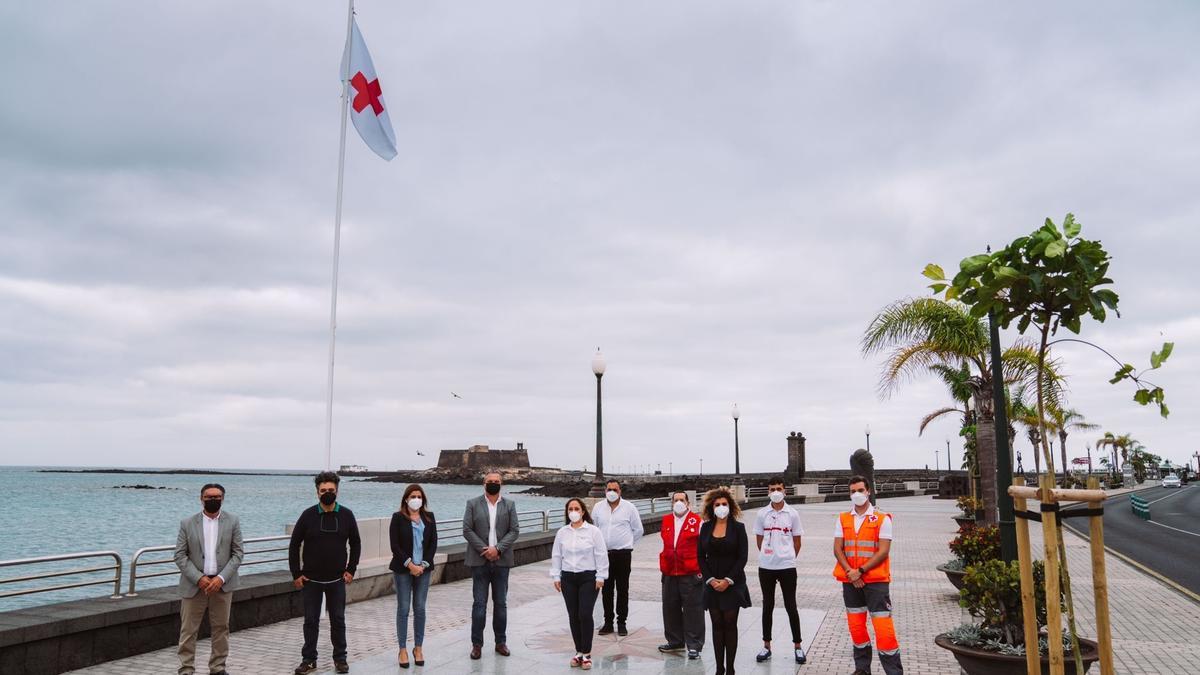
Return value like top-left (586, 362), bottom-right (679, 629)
top-left (451, 392), bottom-right (463, 399)
top-left (416, 451), bottom-right (426, 456)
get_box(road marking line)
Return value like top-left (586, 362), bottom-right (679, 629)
top-left (1062, 525), bottom-right (1200, 605)
top-left (1145, 519), bottom-right (1200, 538)
top-left (1146, 485), bottom-right (1191, 505)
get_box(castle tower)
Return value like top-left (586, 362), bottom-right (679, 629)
top-left (785, 431), bottom-right (806, 482)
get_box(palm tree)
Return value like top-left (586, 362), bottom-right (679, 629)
top-left (1049, 407), bottom-right (1099, 485)
top-left (862, 298), bottom-right (1045, 524)
top-left (1096, 432), bottom-right (1135, 476)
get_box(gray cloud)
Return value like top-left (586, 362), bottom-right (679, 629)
top-left (1, 1), bottom-right (1196, 473)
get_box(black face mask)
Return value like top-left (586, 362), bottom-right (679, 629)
top-left (320, 492), bottom-right (337, 506)
top-left (485, 483), bottom-right (501, 496)
top-left (203, 499), bottom-right (222, 514)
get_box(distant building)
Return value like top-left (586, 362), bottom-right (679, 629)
top-left (437, 443), bottom-right (531, 471)
top-left (339, 464), bottom-right (368, 473)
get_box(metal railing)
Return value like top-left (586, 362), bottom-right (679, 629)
top-left (127, 535), bottom-right (291, 596)
top-left (0, 551), bottom-right (123, 600)
top-left (435, 498), bottom-right (675, 546)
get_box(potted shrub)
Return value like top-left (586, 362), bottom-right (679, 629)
top-left (935, 559), bottom-right (1100, 674)
top-left (954, 495), bottom-right (980, 527)
top-left (938, 524), bottom-right (1000, 590)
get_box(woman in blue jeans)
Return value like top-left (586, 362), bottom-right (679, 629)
top-left (389, 484), bottom-right (438, 668)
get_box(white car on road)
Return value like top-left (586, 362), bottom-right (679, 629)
top-left (1161, 474), bottom-right (1181, 488)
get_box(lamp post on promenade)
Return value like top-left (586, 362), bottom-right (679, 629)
top-left (589, 349), bottom-right (606, 498)
top-left (864, 424), bottom-right (871, 453)
top-left (935, 449), bottom-right (940, 477)
top-left (732, 404), bottom-right (741, 477)
top-left (946, 438), bottom-right (952, 473)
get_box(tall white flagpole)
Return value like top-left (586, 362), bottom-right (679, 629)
top-left (324, 0), bottom-right (355, 471)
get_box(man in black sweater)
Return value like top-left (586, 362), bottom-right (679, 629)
top-left (290, 471), bottom-right (361, 675)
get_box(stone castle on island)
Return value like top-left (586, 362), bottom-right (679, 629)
top-left (437, 443), bottom-right (531, 471)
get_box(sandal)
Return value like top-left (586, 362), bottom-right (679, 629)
top-left (570, 654), bottom-right (582, 668)
top-left (581, 655), bottom-right (593, 670)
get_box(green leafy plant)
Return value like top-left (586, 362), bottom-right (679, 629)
top-left (949, 524), bottom-right (1001, 567)
top-left (959, 559), bottom-right (1050, 649)
top-left (955, 495), bottom-right (982, 518)
top-left (927, 214), bottom-right (1172, 671)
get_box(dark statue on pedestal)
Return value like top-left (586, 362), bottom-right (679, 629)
top-left (850, 448), bottom-right (876, 505)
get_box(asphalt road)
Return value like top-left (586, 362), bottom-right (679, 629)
top-left (1062, 484), bottom-right (1200, 595)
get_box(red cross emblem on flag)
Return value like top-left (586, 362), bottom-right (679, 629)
top-left (350, 72), bottom-right (384, 115)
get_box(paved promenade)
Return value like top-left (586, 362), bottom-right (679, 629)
top-left (75, 494), bottom-right (1200, 674)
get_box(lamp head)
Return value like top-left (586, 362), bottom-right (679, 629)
top-left (731, 404), bottom-right (740, 420)
top-left (591, 349), bottom-right (606, 376)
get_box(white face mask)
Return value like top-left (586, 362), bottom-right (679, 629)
top-left (606, 490), bottom-right (619, 502)
top-left (714, 504), bottom-right (730, 519)
top-left (673, 501), bottom-right (688, 516)
top-left (407, 497), bottom-right (423, 511)
top-left (769, 490), bottom-right (785, 504)
top-left (851, 492), bottom-right (869, 507)
top-left (568, 510), bottom-right (583, 523)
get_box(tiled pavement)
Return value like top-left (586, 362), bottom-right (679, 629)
top-left (74, 494), bottom-right (1200, 674)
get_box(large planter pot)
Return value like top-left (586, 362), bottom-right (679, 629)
top-left (954, 515), bottom-right (976, 528)
top-left (935, 634), bottom-right (1100, 675)
top-left (937, 562), bottom-right (967, 590)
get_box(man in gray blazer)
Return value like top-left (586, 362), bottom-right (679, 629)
top-left (174, 483), bottom-right (244, 675)
top-left (462, 471), bottom-right (520, 659)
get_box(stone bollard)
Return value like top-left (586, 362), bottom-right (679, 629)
top-left (731, 483), bottom-right (747, 503)
top-left (792, 484), bottom-right (820, 496)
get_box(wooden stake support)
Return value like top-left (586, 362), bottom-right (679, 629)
top-left (1006, 476), bottom-right (1114, 675)
top-left (1011, 475), bottom-right (1040, 675)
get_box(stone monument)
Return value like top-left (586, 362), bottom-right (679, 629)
top-left (785, 431), bottom-right (807, 483)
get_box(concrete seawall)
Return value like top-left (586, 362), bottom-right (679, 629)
top-left (0, 488), bottom-right (932, 674)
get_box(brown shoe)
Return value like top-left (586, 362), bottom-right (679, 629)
top-left (495, 644), bottom-right (511, 657)
top-left (470, 644), bottom-right (482, 660)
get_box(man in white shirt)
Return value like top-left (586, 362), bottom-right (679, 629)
top-left (592, 479), bottom-right (644, 636)
top-left (753, 478), bottom-right (807, 665)
top-left (174, 483), bottom-right (243, 675)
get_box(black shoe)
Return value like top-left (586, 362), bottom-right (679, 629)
top-left (598, 624), bottom-right (614, 635)
top-left (756, 648), bottom-right (772, 662)
top-left (617, 624), bottom-right (628, 636)
top-left (294, 662), bottom-right (317, 675)
top-left (795, 647), bottom-right (807, 664)
top-left (687, 648), bottom-right (701, 660)
top-left (658, 643), bottom-right (685, 653)
top-left (852, 670), bottom-right (870, 675)
top-left (335, 661), bottom-right (349, 674)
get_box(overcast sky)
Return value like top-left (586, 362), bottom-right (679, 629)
top-left (1, 1), bottom-right (1197, 474)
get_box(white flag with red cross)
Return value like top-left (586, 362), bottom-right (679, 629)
top-left (340, 18), bottom-right (397, 160)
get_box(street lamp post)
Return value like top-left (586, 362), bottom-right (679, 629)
top-left (865, 424), bottom-right (871, 453)
top-left (589, 349), bottom-right (606, 498)
top-left (946, 438), bottom-right (952, 473)
top-left (732, 404), bottom-right (741, 477)
top-left (935, 449), bottom-right (940, 477)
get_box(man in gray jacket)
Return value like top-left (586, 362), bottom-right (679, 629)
top-left (462, 471), bottom-right (520, 660)
top-left (174, 483), bottom-right (244, 675)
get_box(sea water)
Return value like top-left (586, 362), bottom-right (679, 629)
top-left (0, 466), bottom-right (566, 611)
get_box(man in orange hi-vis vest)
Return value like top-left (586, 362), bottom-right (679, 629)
top-left (832, 475), bottom-right (902, 675)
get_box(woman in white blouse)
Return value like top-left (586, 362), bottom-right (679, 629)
top-left (551, 497), bottom-right (610, 670)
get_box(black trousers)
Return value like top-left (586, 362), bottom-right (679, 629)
top-left (662, 573), bottom-right (705, 650)
top-left (560, 570), bottom-right (599, 654)
top-left (301, 579), bottom-right (347, 662)
top-left (758, 567), bottom-right (802, 644)
top-left (602, 549), bottom-right (632, 625)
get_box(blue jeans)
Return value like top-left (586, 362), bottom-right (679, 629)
top-left (394, 571), bottom-right (432, 648)
top-left (301, 579), bottom-right (347, 662)
top-left (470, 563), bottom-right (510, 646)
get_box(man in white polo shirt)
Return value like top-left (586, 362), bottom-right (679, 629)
top-left (753, 477), bottom-right (807, 665)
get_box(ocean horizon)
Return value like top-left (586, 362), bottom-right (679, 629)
top-left (1, 465), bottom-right (567, 611)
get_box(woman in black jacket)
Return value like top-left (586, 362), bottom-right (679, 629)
top-left (389, 484), bottom-right (438, 668)
top-left (698, 488), bottom-right (751, 675)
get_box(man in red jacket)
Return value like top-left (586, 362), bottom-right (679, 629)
top-left (658, 491), bottom-right (705, 660)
